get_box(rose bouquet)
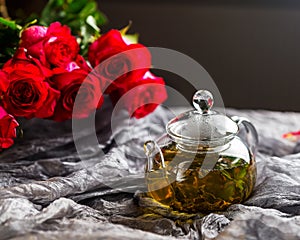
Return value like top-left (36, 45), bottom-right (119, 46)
top-left (0, 0), bottom-right (167, 150)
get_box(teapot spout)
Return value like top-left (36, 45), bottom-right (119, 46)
top-left (144, 140), bottom-right (165, 172)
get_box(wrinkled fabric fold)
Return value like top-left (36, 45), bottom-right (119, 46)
top-left (0, 105), bottom-right (300, 239)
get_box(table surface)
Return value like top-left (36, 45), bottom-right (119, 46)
top-left (0, 106), bottom-right (300, 240)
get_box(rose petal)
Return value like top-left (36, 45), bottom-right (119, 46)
top-left (35, 84), bottom-right (61, 119)
top-left (0, 106), bottom-right (19, 149)
top-left (0, 138), bottom-right (14, 149)
top-left (282, 131), bottom-right (300, 142)
top-left (0, 70), bottom-right (9, 95)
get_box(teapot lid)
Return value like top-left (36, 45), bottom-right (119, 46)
top-left (166, 90), bottom-right (238, 148)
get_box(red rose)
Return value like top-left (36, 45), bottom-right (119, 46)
top-left (2, 49), bottom-right (60, 119)
top-left (43, 22), bottom-right (79, 69)
top-left (20, 22), bottom-right (80, 70)
top-left (3, 48), bottom-right (52, 78)
top-left (50, 69), bottom-right (103, 122)
top-left (0, 106), bottom-right (19, 149)
top-left (110, 71), bottom-right (167, 118)
top-left (88, 29), bottom-right (151, 94)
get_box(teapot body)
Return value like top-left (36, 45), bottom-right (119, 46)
top-left (145, 133), bottom-right (257, 213)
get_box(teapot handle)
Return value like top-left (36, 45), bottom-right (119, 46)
top-left (144, 140), bottom-right (166, 172)
top-left (231, 116), bottom-right (259, 154)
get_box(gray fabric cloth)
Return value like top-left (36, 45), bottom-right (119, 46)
top-left (0, 104), bottom-right (300, 240)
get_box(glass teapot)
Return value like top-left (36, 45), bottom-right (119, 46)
top-left (144, 90), bottom-right (258, 213)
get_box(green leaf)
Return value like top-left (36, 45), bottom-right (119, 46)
top-left (55, 0), bottom-right (65, 7)
top-left (79, 2), bottom-right (97, 19)
top-left (41, 0), bottom-right (63, 20)
top-left (94, 11), bottom-right (107, 26)
top-left (67, 0), bottom-right (88, 13)
top-left (221, 170), bottom-right (233, 180)
top-left (235, 180), bottom-right (245, 192)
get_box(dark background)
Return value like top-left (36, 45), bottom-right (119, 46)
top-left (6, 0), bottom-right (300, 111)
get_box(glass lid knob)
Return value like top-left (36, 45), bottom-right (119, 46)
top-left (192, 90), bottom-right (214, 114)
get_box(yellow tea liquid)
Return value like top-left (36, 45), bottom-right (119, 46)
top-left (146, 142), bottom-right (256, 213)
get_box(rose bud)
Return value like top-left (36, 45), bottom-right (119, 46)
top-left (0, 106), bottom-right (19, 150)
top-left (88, 29), bottom-right (151, 94)
top-left (20, 25), bottom-right (47, 59)
top-left (110, 71), bottom-right (167, 118)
